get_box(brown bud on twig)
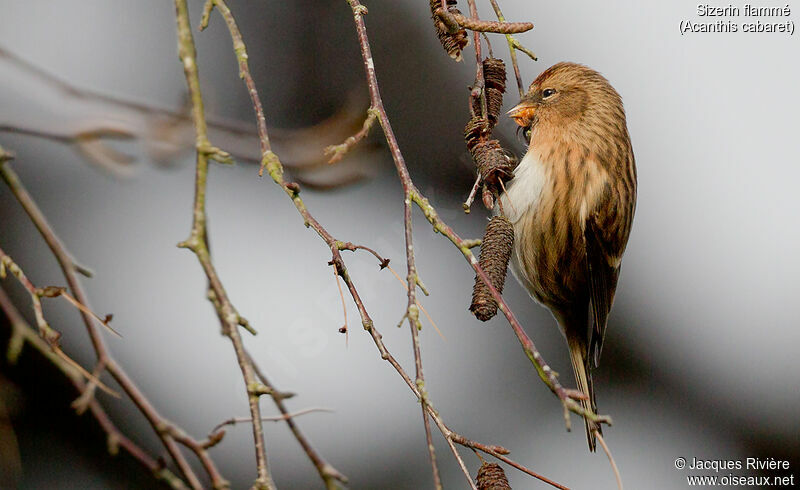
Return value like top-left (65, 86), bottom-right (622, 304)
top-left (476, 462), bottom-right (512, 490)
top-left (430, 0), bottom-right (469, 61)
top-left (470, 216), bottom-right (514, 321)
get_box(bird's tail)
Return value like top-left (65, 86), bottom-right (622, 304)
top-left (568, 337), bottom-right (600, 452)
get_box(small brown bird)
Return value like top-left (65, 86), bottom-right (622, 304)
top-left (502, 62), bottom-right (636, 451)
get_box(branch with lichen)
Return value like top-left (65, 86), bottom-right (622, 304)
top-left (172, 1), bottom-right (277, 488)
top-left (488, 0), bottom-right (537, 97)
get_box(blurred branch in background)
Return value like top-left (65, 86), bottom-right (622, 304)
top-left (0, 45), bottom-right (377, 188)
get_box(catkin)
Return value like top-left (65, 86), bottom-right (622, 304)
top-left (470, 216), bottom-right (514, 321)
top-left (476, 462), bottom-right (512, 490)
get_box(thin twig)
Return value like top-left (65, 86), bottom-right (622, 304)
top-left (451, 432), bottom-right (569, 490)
top-left (488, 0), bottom-right (537, 98)
top-left (596, 431), bottom-right (624, 490)
top-left (467, 0), bottom-right (488, 124)
top-left (385, 264), bottom-right (444, 340)
top-left (0, 250), bottom-right (124, 400)
top-left (211, 408), bottom-right (334, 434)
top-left (248, 352), bottom-right (348, 489)
top-left (189, 1), bottom-right (348, 488)
top-left (172, 1), bottom-right (274, 488)
top-left (332, 262), bottom-right (349, 345)
top-left (40, 287), bottom-right (121, 337)
top-left (344, 4), bottom-right (443, 487)
top-left (463, 174), bottom-right (482, 212)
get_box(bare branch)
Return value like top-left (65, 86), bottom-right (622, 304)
top-left (1, 150), bottom-right (227, 488)
top-left (177, 1), bottom-right (350, 488)
top-left (244, 352), bottom-right (347, 489)
top-left (488, 0), bottom-right (524, 97)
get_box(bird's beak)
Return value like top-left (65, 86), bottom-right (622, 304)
top-left (507, 101), bottom-right (536, 127)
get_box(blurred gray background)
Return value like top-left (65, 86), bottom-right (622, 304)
top-left (1, 1), bottom-right (798, 489)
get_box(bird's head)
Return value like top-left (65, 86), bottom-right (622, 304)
top-left (508, 62), bottom-right (623, 142)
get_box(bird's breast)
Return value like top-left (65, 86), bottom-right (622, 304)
top-left (496, 149), bottom-right (550, 302)
top-left (498, 145), bottom-right (608, 308)
top-left (498, 149), bottom-right (548, 225)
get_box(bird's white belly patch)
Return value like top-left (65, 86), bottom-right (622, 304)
top-left (495, 150), bottom-right (549, 303)
top-left (498, 150), bottom-right (547, 224)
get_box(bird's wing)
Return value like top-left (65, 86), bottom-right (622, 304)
top-left (584, 182), bottom-right (630, 367)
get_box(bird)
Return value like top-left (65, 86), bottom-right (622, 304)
top-left (501, 62), bottom-right (637, 451)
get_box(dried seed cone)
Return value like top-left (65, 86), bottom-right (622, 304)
top-left (470, 216), bottom-right (514, 321)
top-left (464, 115), bottom-right (489, 152)
top-left (476, 462), bottom-right (512, 490)
top-left (482, 57), bottom-right (507, 127)
top-left (482, 58), bottom-right (507, 92)
top-left (472, 140), bottom-right (515, 185)
top-left (431, 0), bottom-right (469, 61)
top-left (484, 87), bottom-right (504, 126)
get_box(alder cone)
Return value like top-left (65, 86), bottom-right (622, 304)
top-left (470, 216), bottom-right (514, 321)
top-left (476, 462), bottom-right (511, 490)
top-left (482, 57), bottom-right (507, 127)
top-left (482, 57), bottom-right (507, 92)
top-left (430, 0), bottom-right (468, 60)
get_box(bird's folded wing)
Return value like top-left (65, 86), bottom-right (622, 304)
top-left (584, 184), bottom-right (626, 367)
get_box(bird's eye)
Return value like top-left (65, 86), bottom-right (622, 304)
top-left (542, 88), bottom-right (557, 98)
